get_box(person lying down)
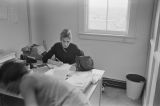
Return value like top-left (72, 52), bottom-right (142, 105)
top-left (0, 60), bottom-right (91, 106)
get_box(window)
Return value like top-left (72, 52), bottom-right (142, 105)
top-left (78, 0), bottom-right (135, 39)
top-left (87, 0), bottom-right (129, 34)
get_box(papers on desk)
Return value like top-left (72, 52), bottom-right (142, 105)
top-left (66, 69), bottom-right (105, 92)
top-left (66, 71), bottom-right (92, 92)
top-left (45, 64), bottom-right (72, 80)
top-left (46, 63), bottom-right (70, 69)
top-left (31, 66), bottom-right (49, 73)
top-left (92, 69), bottom-right (105, 84)
top-left (38, 64), bottom-right (105, 92)
top-left (46, 63), bottom-right (57, 69)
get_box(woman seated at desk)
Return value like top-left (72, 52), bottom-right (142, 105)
top-left (0, 60), bottom-right (90, 106)
top-left (42, 29), bottom-right (84, 65)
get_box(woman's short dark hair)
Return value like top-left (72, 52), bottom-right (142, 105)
top-left (60, 29), bottom-right (72, 41)
top-left (0, 60), bottom-right (28, 85)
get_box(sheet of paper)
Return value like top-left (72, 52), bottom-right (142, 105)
top-left (66, 71), bottom-right (92, 91)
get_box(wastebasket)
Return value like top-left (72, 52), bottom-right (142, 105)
top-left (126, 74), bottom-right (145, 100)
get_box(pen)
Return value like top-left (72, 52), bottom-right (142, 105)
top-left (55, 57), bottom-right (61, 62)
top-left (45, 63), bottom-right (51, 69)
top-left (55, 57), bottom-right (63, 65)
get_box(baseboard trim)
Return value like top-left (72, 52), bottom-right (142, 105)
top-left (102, 77), bottom-right (126, 89)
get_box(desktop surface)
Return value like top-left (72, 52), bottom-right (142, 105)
top-left (0, 63), bottom-right (104, 106)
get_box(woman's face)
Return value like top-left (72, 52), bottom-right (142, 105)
top-left (61, 37), bottom-right (71, 48)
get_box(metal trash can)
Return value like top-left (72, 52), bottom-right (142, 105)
top-left (126, 74), bottom-right (145, 100)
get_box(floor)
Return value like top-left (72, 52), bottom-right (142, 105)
top-left (101, 86), bottom-right (142, 106)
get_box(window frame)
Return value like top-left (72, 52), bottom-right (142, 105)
top-left (86, 0), bottom-right (130, 35)
top-left (78, 0), bottom-right (137, 42)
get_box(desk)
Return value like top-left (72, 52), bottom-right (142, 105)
top-left (0, 64), bottom-right (104, 106)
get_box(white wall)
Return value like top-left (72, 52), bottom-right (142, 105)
top-left (0, 0), bottom-right (29, 57)
top-left (29, 0), bottom-right (46, 45)
top-left (32, 0), bottom-right (154, 81)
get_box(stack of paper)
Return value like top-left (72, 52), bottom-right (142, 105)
top-left (66, 71), bottom-right (93, 92)
top-left (91, 69), bottom-right (105, 84)
top-left (66, 69), bottom-right (105, 92)
top-left (44, 64), bottom-right (105, 92)
top-left (44, 64), bottom-right (71, 80)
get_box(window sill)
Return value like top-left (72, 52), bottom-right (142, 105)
top-left (78, 32), bottom-right (136, 44)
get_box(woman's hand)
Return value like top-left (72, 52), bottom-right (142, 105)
top-left (56, 61), bottom-right (63, 67)
top-left (48, 59), bottom-right (63, 66)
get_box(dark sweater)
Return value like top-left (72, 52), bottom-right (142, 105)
top-left (42, 42), bottom-right (84, 64)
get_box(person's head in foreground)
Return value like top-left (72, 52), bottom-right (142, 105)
top-left (0, 60), bottom-right (28, 86)
top-left (0, 60), bottom-right (90, 106)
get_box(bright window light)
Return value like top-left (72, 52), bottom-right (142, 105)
top-left (87, 0), bottom-right (129, 34)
